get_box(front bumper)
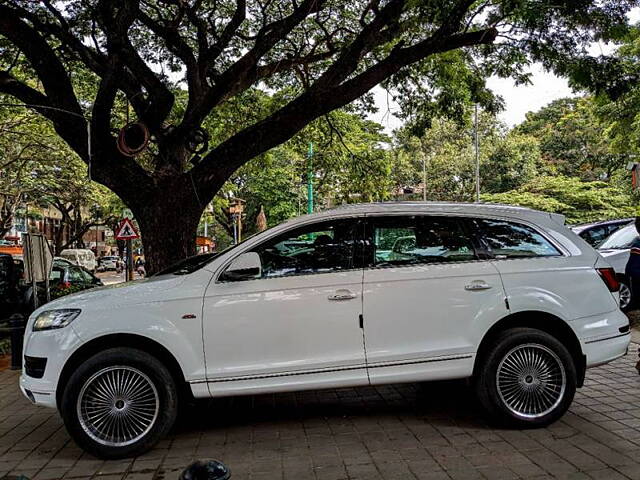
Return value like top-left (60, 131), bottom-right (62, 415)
top-left (570, 308), bottom-right (631, 368)
top-left (20, 375), bottom-right (57, 408)
top-left (19, 325), bottom-right (83, 409)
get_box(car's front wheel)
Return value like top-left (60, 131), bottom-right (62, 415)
top-left (60, 347), bottom-right (178, 459)
top-left (475, 327), bottom-right (576, 428)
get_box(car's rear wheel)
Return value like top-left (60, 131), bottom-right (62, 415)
top-left (61, 348), bottom-right (178, 459)
top-left (475, 327), bottom-right (576, 428)
top-left (618, 279), bottom-right (633, 312)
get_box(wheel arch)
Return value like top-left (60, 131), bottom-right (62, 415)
top-left (56, 333), bottom-right (190, 407)
top-left (473, 311), bottom-right (586, 387)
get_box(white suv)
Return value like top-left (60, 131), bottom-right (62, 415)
top-left (20, 203), bottom-right (630, 459)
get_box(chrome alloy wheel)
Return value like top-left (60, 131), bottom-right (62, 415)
top-left (77, 366), bottom-right (159, 447)
top-left (619, 282), bottom-right (632, 310)
top-left (496, 343), bottom-right (566, 419)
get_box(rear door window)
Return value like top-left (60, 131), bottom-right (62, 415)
top-left (367, 216), bottom-right (477, 267)
top-left (473, 218), bottom-right (561, 258)
top-left (68, 267), bottom-right (86, 284)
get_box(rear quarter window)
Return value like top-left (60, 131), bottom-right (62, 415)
top-left (474, 218), bottom-right (561, 258)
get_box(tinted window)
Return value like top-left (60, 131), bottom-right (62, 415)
top-left (250, 219), bottom-right (357, 278)
top-left (581, 226), bottom-right (609, 247)
top-left (369, 216), bottom-right (476, 267)
top-left (49, 267), bottom-right (64, 285)
top-left (68, 267), bottom-right (86, 284)
top-left (475, 219), bottom-right (560, 258)
top-left (79, 268), bottom-right (94, 283)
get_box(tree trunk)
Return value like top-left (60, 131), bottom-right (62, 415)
top-left (132, 190), bottom-right (202, 275)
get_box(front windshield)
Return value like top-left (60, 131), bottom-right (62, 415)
top-left (599, 225), bottom-right (639, 250)
top-left (154, 233), bottom-right (258, 276)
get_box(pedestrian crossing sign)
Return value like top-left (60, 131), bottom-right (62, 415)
top-left (115, 218), bottom-right (139, 240)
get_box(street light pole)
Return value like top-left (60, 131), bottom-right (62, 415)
top-left (307, 142), bottom-right (314, 214)
top-left (422, 152), bottom-right (427, 202)
top-left (474, 103), bottom-right (480, 203)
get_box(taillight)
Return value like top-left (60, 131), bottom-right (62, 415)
top-left (61, 281), bottom-right (71, 289)
top-left (597, 267), bottom-right (620, 292)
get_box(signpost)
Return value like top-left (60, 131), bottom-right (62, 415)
top-left (22, 233), bottom-right (53, 309)
top-left (229, 199), bottom-right (246, 244)
top-left (115, 218), bottom-right (139, 281)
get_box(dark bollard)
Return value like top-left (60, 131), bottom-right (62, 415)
top-left (9, 313), bottom-right (25, 370)
top-left (179, 460), bottom-right (231, 480)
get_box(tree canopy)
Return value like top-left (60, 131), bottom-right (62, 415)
top-left (482, 176), bottom-right (639, 224)
top-left (0, 0), bottom-right (637, 270)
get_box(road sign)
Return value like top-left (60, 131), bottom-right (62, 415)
top-left (115, 218), bottom-right (139, 240)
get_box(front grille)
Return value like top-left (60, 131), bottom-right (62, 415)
top-left (24, 356), bottom-right (47, 379)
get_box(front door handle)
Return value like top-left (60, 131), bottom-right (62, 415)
top-left (465, 280), bottom-right (492, 291)
top-left (328, 289), bottom-right (357, 301)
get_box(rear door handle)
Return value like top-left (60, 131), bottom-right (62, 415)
top-left (465, 280), bottom-right (492, 291)
top-left (328, 289), bottom-right (357, 301)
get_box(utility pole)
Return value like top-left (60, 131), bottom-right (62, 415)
top-left (307, 142), bottom-right (314, 214)
top-left (474, 103), bottom-right (480, 203)
top-left (422, 151), bottom-right (427, 202)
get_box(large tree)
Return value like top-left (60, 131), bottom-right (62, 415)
top-left (0, 0), bottom-right (635, 272)
top-left (517, 97), bottom-right (623, 180)
top-left (391, 111), bottom-right (541, 200)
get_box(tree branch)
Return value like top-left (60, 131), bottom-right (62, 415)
top-left (191, 27), bottom-right (498, 199)
top-left (0, 5), bottom-right (82, 116)
top-left (96, 0), bottom-right (174, 130)
top-left (180, 0), bottom-right (326, 130)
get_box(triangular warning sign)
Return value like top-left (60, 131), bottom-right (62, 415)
top-left (115, 218), bottom-right (139, 240)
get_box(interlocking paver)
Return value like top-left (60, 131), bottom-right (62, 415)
top-left (1, 342), bottom-right (640, 479)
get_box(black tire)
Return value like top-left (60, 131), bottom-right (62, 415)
top-left (60, 347), bottom-right (178, 459)
top-left (475, 327), bottom-right (576, 428)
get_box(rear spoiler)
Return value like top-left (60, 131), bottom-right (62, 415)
top-left (549, 213), bottom-right (566, 225)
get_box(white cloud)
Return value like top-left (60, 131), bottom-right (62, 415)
top-left (487, 66), bottom-right (576, 127)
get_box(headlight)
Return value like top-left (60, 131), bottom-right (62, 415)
top-left (33, 309), bottom-right (81, 331)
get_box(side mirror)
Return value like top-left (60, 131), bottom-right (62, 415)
top-left (220, 252), bottom-right (262, 282)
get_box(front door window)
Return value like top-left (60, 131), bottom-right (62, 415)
top-left (245, 219), bottom-right (358, 278)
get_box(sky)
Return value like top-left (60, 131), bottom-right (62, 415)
top-left (368, 66), bottom-right (577, 134)
top-left (369, 8), bottom-right (640, 135)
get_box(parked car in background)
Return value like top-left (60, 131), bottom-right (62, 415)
top-left (571, 218), bottom-right (633, 247)
top-left (598, 223), bottom-right (640, 311)
top-left (0, 255), bottom-right (94, 316)
top-left (59, 249), bottom-right (97, 273)
top-left (49, 262), bottom-right (103, 298)
top-left (20, 203), bottom-right (629, 459)
top-left (97, 255), bottom-right (123, 272)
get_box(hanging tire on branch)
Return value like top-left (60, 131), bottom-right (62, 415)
top-left (186, 127), bottom-right (209, 154)
top-left (117, 122), bottom-right (150, 157)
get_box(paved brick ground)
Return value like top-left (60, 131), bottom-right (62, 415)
top-left (1, 344), bottom-right (639, 480)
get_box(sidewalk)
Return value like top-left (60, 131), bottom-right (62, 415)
top-left (1, 339), bottom-right (640, 479)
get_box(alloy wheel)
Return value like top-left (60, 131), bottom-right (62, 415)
top-left (496, 343), bottom-right (566, 419)
top-left (77, 366), bottom-right (159, 447)
top-left (619, 282), bottom-right (632, 310)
